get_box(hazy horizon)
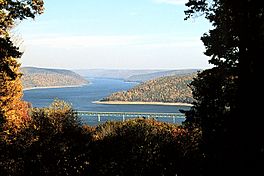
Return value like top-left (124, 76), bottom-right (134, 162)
top-left (21, 66), bottom-right (204, 71)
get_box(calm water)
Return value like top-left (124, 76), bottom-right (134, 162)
top-left (23, 78), bottom-right (190, 125)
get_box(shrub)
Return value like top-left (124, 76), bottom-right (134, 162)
top-left (0, 99), bottom-right (93, 176)
top-left (87, 118), bottom-right (202, 176)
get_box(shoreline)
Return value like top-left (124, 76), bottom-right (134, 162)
top-left (93, 101), bottom-right (193, 106)
top-left (23, 84), bottom-right (88, 91)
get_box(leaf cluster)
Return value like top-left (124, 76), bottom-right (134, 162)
top-left (0, 0), bottom-right (44, 35)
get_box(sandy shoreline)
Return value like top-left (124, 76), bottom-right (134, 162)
top-left (93, 101), bottom-right (193, 106)
top-left (23, 84), bottom-right (87, 91)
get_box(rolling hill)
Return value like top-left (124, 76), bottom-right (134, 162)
top-left (102, 74), bottom-right (196, 104)
top-left (21, 67), bottom-right (88, 90)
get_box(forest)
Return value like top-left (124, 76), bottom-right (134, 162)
top-left (103, 74), bottom-right (195, 104)
top-left (0, 0), bottom-right (263, 176)
top-left (21, 67), bottom-right (88, 89)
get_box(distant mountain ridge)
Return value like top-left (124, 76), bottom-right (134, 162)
top-left (125, 69), bottom-right (200, 82)
top-left (74, 68), bottom-right (200, 81)
top-left (74, 69), bottom-right (167, 80)
top-left (21, 67), bottom-right (88, 90)
top-left (102, 74), bottom-right (196, 104)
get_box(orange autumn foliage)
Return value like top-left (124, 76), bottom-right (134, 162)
top-left (0, 58), bottom-right (31, 134)
top-left (1, 0), bottom-right (44, 136)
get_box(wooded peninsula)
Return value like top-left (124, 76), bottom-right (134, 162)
top-left (101, 74), bottom-right (196, 104)
top-left (21, 67), bottom-right (88, 90)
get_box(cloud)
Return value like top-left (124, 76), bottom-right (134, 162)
top-left (154, 0), bottom-right (188, 5)
top-left (22, 34), bottom-right (209, 69)
top-left (24, 34), bottom-right (201, 50)
top-left (25, 35), bottom-right (143, 48)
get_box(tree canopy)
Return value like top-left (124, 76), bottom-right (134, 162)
top-left (184, 0), bottom-right (264, 175)
top-left (0, 0), bottom-right (44, 135)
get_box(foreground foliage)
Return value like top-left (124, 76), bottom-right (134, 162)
top-left (185, 0), bottom-right (264, 175)
top-left (0, 100), bottom-right (202, 176)
top-left (0, 0), bottom-right (44, 136)
top-left (88, 119), bottom-right (201, 176)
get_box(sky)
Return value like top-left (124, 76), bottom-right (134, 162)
top-left (17, 0), bottom-right (213, 70)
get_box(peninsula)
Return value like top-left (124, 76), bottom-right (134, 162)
top-left (98, 74), bottom-right (196, 106)
top-left (21, 67), bottom-right (88, 90)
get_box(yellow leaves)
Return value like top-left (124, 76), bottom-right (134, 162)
top-left (3, 129), bottom-right (10, 135)
top-left (32, 0), bottom-right (45, 14)
top-left (33, 124), bottom-right (39, 130)
top-left (0, 0), bottom-right (7, 6)
top-left (49, 99), bottom-right (72, 111)
top-left (30, 99), bottom-right (77, 135)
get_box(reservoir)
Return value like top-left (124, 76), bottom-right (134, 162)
top-left (23, 78), bottom-right (190, 125)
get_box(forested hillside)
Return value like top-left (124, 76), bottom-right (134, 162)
top-left (74, 69), bottom-right (162, 79)
top-left (21, 67), bottom-right (88, 89)
top-left (126, 69), bottom-right (200, 82)
top-left (102, 74), bottom-right (196, 104)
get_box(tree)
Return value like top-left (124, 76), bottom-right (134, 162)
top-left (0, 0), bottom-right (44, 135)
top-left (184, 0), bottom-right (264, 175)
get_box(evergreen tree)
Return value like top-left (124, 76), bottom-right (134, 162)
top-left (184, 0), bottom-right (264, 175)
top-left (0, 0), bottom-right (44, 135)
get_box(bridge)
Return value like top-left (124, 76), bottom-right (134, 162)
top-left (77, 111), bottom-right (186, 124)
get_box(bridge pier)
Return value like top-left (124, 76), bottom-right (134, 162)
top-left (122, 115), bottom-right (125, 122)
top-left (97, 114), bottom-right (101, 122)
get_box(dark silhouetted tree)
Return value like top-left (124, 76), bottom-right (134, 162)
top-left (184, 0), bottom-right (264, 175)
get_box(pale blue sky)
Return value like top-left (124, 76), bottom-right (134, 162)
top-left (18, 0), bottom-right (212, 69)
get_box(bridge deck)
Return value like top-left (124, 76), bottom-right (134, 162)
top-left (78, 111), bottom-right (185, 125)
top-left (77, 111), bottom-right (185, 118)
